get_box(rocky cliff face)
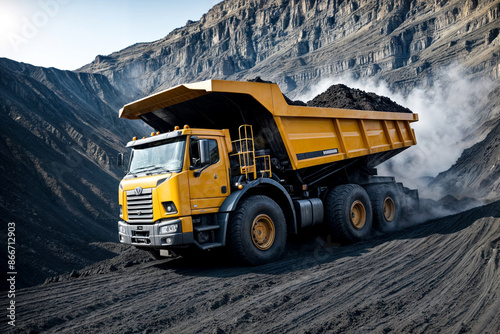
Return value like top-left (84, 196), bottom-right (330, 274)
top-left (79, 0), bottom-right (500, 97)
top-left (0, 58), bottom-right (147, 288)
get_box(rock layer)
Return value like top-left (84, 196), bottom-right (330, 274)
top-left (79, 0), bottom-right (500, 98)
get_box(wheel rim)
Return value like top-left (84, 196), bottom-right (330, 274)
top-left (383, 197), bottom-right (396, 222)
top-left (251, 214), bottom-right (275, 250)
top-left (350, 200), bottom-right (366, 230)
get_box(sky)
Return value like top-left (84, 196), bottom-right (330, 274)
top-left (0, 0), bottom-right (221, 70)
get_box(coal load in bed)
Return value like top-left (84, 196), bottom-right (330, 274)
top-left (307, 84), bottom-right (413, 113)
top-left (248, 77), bottom-right (412, 112)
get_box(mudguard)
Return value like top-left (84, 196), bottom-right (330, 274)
top-left (218, 178), bottom-right (297, 245)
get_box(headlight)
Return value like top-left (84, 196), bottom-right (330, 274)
top-left (160, 224), bottom-right (178, 234)
top-left (118, 225), bottom-right (126, 234)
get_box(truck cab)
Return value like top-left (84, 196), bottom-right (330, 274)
top-left (118, 127), bottom-right (232, 249)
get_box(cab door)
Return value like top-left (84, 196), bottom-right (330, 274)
top-left (188, 136), bottom-right (230, 214)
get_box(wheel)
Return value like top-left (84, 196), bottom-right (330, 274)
top-left (227, 195), bottom-right (287, 265)
top-left (366, 184), bottom-right (402, 233)
top-left (324, 184), bottom-right (373, 243)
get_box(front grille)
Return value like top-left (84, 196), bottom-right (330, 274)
top-left (126, 188), bottom-right (153, 223)
top-left (131, 237), bottom-right (151, 244)
top-left (132, 231), bottom-right (150, 237)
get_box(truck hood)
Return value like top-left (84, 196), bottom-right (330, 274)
top-left (120, 173), bottom-right (173, 191)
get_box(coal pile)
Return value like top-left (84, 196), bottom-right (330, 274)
top-left (249, 77), bottom-right (412, 112)
top-left (307, 83), bottom-right (413, 113)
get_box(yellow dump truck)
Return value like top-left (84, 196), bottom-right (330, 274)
top-left (117, 80), bottom-right (418, 264)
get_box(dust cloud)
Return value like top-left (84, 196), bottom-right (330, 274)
top-left (298, 65), bottom-right (495, 199)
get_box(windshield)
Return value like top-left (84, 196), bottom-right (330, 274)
top-left (128, 137), bottom-right (186, 174)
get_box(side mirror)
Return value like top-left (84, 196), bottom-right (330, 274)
top-left (192, 140), bottom-right (210, 178)
top-left (199, 139), bottom-right (210, 165)
top-left (117, 153), bottom-right (124, 168)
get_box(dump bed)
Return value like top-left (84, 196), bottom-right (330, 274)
top-left (120, 80), bottom-right (417, 172)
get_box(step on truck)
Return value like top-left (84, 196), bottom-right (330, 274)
top-left (117, 80), bottom-right (419, 264)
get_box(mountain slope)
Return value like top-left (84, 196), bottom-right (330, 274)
top-left (431, 117), bottom-right (500, 200)
top-left (79, 0), bottom-right (500, 97)
top-left (0, 58), bottom-right (147, 288)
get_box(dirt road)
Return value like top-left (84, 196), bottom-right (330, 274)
top-left (4, 200), bottom-right (500, 333)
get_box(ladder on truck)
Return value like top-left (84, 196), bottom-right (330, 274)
top-left (232, 124), bottom-right (272, 180)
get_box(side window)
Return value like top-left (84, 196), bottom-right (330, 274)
top-left (190, 138), bottom-right (219, 168)
top-left (190, 139), bottom-right (200, 167)
top-left (208, 139), bottom-right (219, 164)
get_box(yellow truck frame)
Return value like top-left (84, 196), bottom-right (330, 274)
top-left (117, 80), bottom-right (418, 264)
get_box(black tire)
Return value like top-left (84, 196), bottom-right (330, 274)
top-left (227, 195), bottom-right (287, 265)
top-left (366, 184), bottom-right (402, 233)
top-left (325, 184), bottom-right (373, 243)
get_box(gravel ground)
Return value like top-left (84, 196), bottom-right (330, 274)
top-left (3, 200), bottom-right (499, 333)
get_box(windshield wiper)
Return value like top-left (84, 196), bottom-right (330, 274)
top-left (129, 165), bottom-right (172, 175)
top-left (131, 165), bottom-right (156, 172)
top-left (147, 166), bottom-right (172, 173)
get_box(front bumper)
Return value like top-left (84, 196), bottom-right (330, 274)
top-left (118, 218), bottom-right (194, 247)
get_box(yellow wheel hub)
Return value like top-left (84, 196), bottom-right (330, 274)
top-left (251, 214), bottom-right (275, 250)
top-left (383, 197), bottom-right (396, 222)
top-left (350, 200), bottom-right (366, 230)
